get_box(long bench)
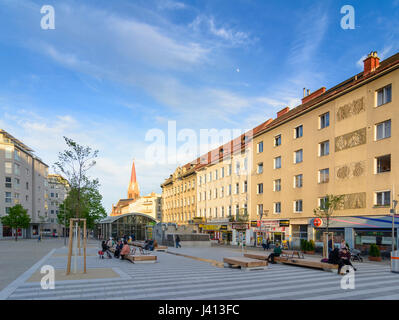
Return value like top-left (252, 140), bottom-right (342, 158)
top-left (154, 245), bottom-right (168, 252)
top-left (243, 253), bottom-right (269, 261)
top-left (274, 256), bottom-right (338, 271)
top-left (223, 257), bottom-right (268, 271)
top-left (280, 250), bottom-right (304, 259)
top-left (125, 254), bottom-right (157, 263)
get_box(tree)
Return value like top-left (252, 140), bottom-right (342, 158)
top-left (54, 137), bottom-right (99, 222)
top-left (57, 179), bottom-right (106, 230)
top-left (313, 194), bottom-right (344, 255)
top-left (1, 204), bottom-right (31, 241)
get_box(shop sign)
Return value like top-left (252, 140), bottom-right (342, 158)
top-left (312, 218), bottom-right (323, 228)
top-left (232, 223), bottom-right (249, 230)
top-left (220, 225), bottom-right (228, 231)
top-left (250, 221), bottom-right (258, 227)
top-left (260, 220), bottom-right (279, 228)
top-left (279, 220), bottom-right (290, 227)
top-left (202, 224), bottom-right (220, 231)
top-left (193, 217), bottom-right (206, 223)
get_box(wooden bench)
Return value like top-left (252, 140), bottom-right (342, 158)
top-left (109, 247), bottom-right (116, 253)
top-left (280, 250), bottom-right (305, 259)
top-left (125, 254), bottom-right (157, 263)
top-left (274, 257), bottom-right (338, 271)
top-left (243, 253), bottom-right (269, 261)
top-left (154, 245), bottom-right (168, 252)
top-left (223, 257), bottom-right (268, 271)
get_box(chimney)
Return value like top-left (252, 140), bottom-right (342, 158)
top-left (301, 87), bottom-right (326, 105)
top-left (303, 88), bottom-right (306, 98)
top-left (363, 51), bottom-right (380, 76)
top-left (277, 107), bottom-right (290, 118)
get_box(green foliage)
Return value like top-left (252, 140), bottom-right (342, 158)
top-left (57, 179), bottom-right (106, 230)
top-left (369, 244), bottom-right (381, 257)
top-left (300, 239), bottom-right (307, 251)
top-left (307, 240), bottom-right (315, 251)
top-left (0, 204), bottom-right (31, 241)
top-left (300, 239), bottom-right (315, 251)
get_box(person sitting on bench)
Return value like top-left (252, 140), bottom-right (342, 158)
top-left (338, 247), bottom-right (357, 274)
top-left (101, 240), bottom-right (112, 259)
top-left (267, 242), bottom-right (282, 264)
top-left (114, 240), bottom-right (123, 258)
top-left (120, 240), bottom-right (130, 260)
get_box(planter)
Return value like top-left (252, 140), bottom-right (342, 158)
top-left (305, 251), bottom-right (315, 254)
top-left (368, 256), bottom-right (382, 262)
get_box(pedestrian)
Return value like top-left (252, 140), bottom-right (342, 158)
top-left (101, 240), bottom-right (112, 259)
top-left (266, 237), bottom-right (271, 250)
top-left (267, 242), bottom-right (282, 264)
top-left (253, 236), bottom-right (257, 247)
top-left (120, 240), bottom-right (130, 260)
top-left (262, 238), bottom-right (267, 251)
top-left (114, 240), bottom-right (123, 258)
top-left (340, 239), bottom-right (348, 250)
top-left (175, 235), bottom-right (181, 248)
top-left (337, 247), bottom-right (357, 274)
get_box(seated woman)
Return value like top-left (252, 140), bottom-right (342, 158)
top-left (114, 240), bottom-right (123, 258)
top-left (120, 241), bottom-right (131, 260)
top-left (101, 240), bottom-right (112, 259)
top-left (338, 247), bottom-right (357, 274)
top-left (267, 242), bottom-right (282, 264)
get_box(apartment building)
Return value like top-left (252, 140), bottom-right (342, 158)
top-left (252, 52), bottom-right (399, 251)
top-left (195, 134), bottom-right (253, 244)
top-left (46, 174), bottom-right (69, 236)
top-left (0, 129), bottom-right (49, 239)
top-left (161, 163), bottom-right (196, 225)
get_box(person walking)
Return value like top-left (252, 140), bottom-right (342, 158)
top-left (175, 235), bottom-right (181, 248)
top-left (266, 237), bottom-right (271, 250)
top-left (262, 238), bottom-right (267, 251)
top-left (267, 242), bottom-right (282, 264)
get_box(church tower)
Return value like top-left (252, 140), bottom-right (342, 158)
top-left (127, 160), bottom-right (140, 200)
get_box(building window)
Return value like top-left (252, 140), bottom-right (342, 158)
top-left (235, 205), bottom-right (239, 215)
top-left (221, 167), bottom-right (224, 178)
top-left (235, 161), bottom-right (240, 175)
top-left (235, 183), bottom-right (239, 194)
top-left (14, 149), bottom-right (21, 161)
top-left (5, 177), bottom-right (12, 188)
top-left (295, 125), bottom-right (303, 139)
top-left (214, 189), bottom-right (218, 199)
top-left (5, 192), bottom-right (12, 203)
top-left (274, 135), bottom-right (281, 146)
top-left (376, 84), bottom-right (392, 107)
top-left (14, 178), bottom-right (20, 189)
top-left (257, 183), bottom-right (263, 194)
top-left (274, 202), bottom-right (281, 214)
top-left (5, 146), bottom-right (13, 159)
top-left (228, 184), bottom-right (232, 195)
top-left (376, 155), bottom-right (391, 173)
top-left (228, 205), bottom-right (232, 216)
top-left (274, 156), bottom-right (281, 169)
top-left (257, 162), bottom-right (263, 174)
top-left (376, 120), bottom-right (391, 140)
top-left (257, 141), bottom-right (263, 153)
top-left (294, 174), bottom-right (303, 188)
top-left (221, 206), bottom-right (224, 218)
top-left (294, 149), bottom-right (303, 163)
top-left (294, 200), bottom-right (303, 213)
top-left (5, 162), bottom-right (12, 174)
top-left (257, 204), bottom-right (263, 216)
top-left (320, 112), bottom-right (330, 129)
top-left (220, 187), bottom-right (224, 198)
top-left (274, 179), bottom-right (281, 192)
top-left (215, 170), bottom-right (218, 180)
top-left (319, 141), bottom-right (330, 157)
top-left (319, 168), bottom-right (329, 183)
top-left (209, 172), bottom-right (212, 182)
top-left (319, 196), bottom-right (328, 210)
top-left (375, 191), bottom-right (390, 206)
top-left (228, 164), bottom-right (232, 176)
top-left (243, 181), bottom-right (247, 193)
top-left (214, 207), bottom-right (218, 218)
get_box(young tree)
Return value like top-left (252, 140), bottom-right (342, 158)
top-left (313, 194), bottom-right (344, 256)
top-left (1, 204), bottom-right (31, 241)
top-left (54, 137), bottom-right (99, 221)
top-left (57, 179), bottom-right (106, 230)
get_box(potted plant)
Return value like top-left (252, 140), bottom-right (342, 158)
top-left (300, 239), bottom-right (307, 252)
top-left (368, 244), bottom-right (382, 262)
top-left (305, 240), bottom-right (315, 254)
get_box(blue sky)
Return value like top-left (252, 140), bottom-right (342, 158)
top-left (0, 0), bottom-right (398, 212)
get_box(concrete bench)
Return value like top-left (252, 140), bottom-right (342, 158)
top-left (223, 257), bottom-right (268, 271)
top-left (274, 257), bottom-right (338, 271)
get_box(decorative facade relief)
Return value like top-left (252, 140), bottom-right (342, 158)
top-left (336, 161), bottom-right (365, 180)
top-left (336, 192), bottom-right (366, 210)
top-left (336, 97), bottom-right (365, 122)
top-left (335, 127), bottom-right (366, 152)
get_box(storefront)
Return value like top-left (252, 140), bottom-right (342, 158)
top-left (231, 222), bottom-right (250, 246)
top-left (253, 220), bottom-right (290, 246)
top-left (309, 215), bottom-right (399, 253)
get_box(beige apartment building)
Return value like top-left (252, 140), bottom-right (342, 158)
top-left (252, 52), bottom-right (399, 251)
top-left (0, 129), bottom-right (49, 239)
top-left (46, 174), bottom-right (69, 236)
top-left (161, 163), bottom-right (197, 224)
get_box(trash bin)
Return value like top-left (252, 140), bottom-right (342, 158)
top-left (391, 250), bottom-right (399, 273)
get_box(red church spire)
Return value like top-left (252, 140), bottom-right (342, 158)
top-left (127, 159), bottom-right (140, 200)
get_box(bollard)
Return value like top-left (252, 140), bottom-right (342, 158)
top-left (391, 250), bottom-right (399, 273)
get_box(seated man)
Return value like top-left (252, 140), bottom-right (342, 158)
top-left (114, 240), bottom-right (123, 258)
top-left (101, 240), bottom-right (112, 259)
top-left (267, 242), bottom-right (282, 264)
top-left (338, 247), bottom-right (357, 274)
top-left (120, 240), bottom-right (130, 260)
